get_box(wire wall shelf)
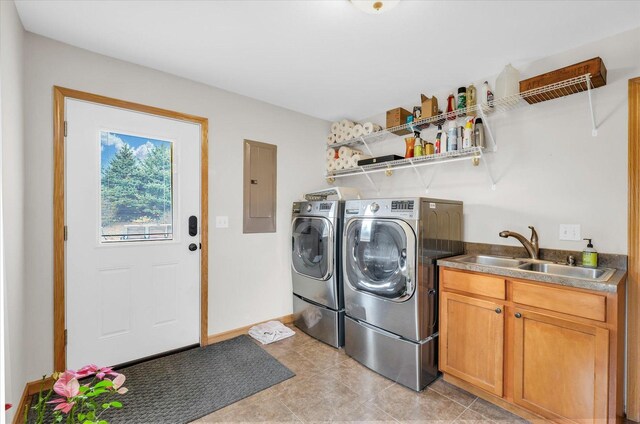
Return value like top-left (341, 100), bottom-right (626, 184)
top-left (325, 74), bottom-right (600, 192)
top-left (330, 74), bottom-right (599, 151)
top-left (326, 147), bottom-right (496, 193)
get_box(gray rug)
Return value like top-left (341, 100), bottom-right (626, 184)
top-left (29, 335), bottom-right (295, 423)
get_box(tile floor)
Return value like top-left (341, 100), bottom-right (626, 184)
top-left (194, 326), bottom-right (529, 423)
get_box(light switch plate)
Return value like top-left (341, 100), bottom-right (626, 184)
top-left (559, 224), bottom-right (581, 241)
top-left (215, 216), bottom-right (229, 228)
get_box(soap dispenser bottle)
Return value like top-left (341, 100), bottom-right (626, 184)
top-left (582, 238), bottom-right (598, 268)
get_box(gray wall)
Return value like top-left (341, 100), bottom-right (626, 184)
top-left (23, 33), bottom-right (328, 382)
top-left (1, 0), bottom-right (26, 420)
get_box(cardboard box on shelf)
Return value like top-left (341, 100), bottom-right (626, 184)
top-left (386, 107), bottom-right (412, 135)
top-left (420, 95), bottom-right (439, 118)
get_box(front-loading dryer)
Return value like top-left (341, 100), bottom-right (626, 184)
top-left (342, 198), bottom-right (463, 390)
top-left (291, 200), bottom-right (345, 347)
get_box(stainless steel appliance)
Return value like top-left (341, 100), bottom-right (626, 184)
top-left (291, 200), bottom-right (345, 347)
top-left (342, 198), bottom-right (463, 390)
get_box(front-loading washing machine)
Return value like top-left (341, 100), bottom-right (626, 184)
top-left (291, 200), bottom-right (344, 347)
top-left (342, 197), bottom-right (463, 390)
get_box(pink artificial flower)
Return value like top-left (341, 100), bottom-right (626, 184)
top-left (75, 364), bottom-right (118, 380)
top-left (75, 364), bottom-right (98, 378)
top-left (4, 403), bottom-right (12, 411)
top-left (111, 374), bottom-right (128, 395)
top-left (53, 371), bottom-right (80, 398)
top-left (47, 399), bottom-right (76, 414)
top-left (47, 371), bottom-right (79, 414)
top-left (96, 366), bottom-right (118, 380)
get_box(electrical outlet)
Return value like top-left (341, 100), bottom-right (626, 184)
top-left (559, 224), bottom-right (581, 241)
top-left (215, 216), bottom-right (229, 228)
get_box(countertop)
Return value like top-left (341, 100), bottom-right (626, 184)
top-left (437, 255), bottom-right (626, 293)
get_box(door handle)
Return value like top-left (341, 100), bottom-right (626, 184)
top-left (188, 243), bottom-right (198, 252)
top-left (189, 216), bottom-right (198, 237)
top-left (515, 312), bottom-right (522, 318)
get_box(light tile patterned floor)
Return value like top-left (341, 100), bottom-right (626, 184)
top-left (195, 325), bottom-right (529, 423)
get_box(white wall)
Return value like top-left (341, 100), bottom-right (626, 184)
top-left (23, 34), bottom-right (328, 380)
top-left (0, 0), bottom-right (26, 420)
top-left (351, 27), bottom-right (640, 255)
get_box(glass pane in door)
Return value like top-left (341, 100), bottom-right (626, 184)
top-left (291, 217), bottom-right (332, 280)
top-left (100, 131), bottom-right (174, 242)
top-left (345, 219), bottom-right (408, 299)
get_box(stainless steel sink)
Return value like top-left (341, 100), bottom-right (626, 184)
top-left (517, 262), bottom-right (615, 281)
top-left (452, 255), bottom-right (615, 282)
top-left (456, 255), bottom-right (529, 268)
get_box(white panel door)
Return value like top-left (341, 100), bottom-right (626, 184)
top-left (66, 99), bottom-right (201, 369)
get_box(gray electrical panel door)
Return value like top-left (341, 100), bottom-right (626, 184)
top-left (243, 139), bottom-right (277, 233)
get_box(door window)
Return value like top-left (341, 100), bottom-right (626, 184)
top-left (345, 219), bottom-right (410, 299)
top-left (291, 217), bottom-right (332, 280)
top-left (100, 131), bottom-right (174, 242)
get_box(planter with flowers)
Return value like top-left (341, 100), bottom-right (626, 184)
top-left (28, 365), bottom-right (127, 424)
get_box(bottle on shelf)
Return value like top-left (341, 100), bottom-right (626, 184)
top-left (414, 132), bottom-right (423, 157)
top-left (457, 87), bottom-right (467, 118)
top-left (446, 93), bottom-right (456, 120)
top-left (481, 81), bottom-right (494, 113)
top-left (474, 118), bottom-right (486, 148)
top-left (495, 63), bottom-right (520, 100)
top-left (457, 126), bottom-right (463, 150)
top-left (435, 125), bottom-right (443, 154)
top-left (447, 122), bottom-right (457, 151)
top-left (424, 140), bottom-right (435, 155)
top-left (404, 137), bottom-right (415, 158)
top-left (441, 126), bottom-right (448, 153)
top-left (467, 84), bottom-right (477, 116)
top-left (462, 118), bottom-right (474, 149)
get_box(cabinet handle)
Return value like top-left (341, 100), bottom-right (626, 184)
top-left (495, 308), bottom-right (502, 314)
top-left (515, 312), bottom-right (522, 318)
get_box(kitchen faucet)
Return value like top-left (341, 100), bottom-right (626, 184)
top-left (499, 226), bottom-right (539, 260)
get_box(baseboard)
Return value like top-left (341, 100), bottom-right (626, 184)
top-left (12, 377), bottom-right (54, 424)
top-left (207, 314), bottom-right (295, 345)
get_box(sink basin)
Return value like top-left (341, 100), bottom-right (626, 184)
top-left (451, 255), bottom-right (615, 282)
top-left (457, 255), bottom-right (528, 268)
top-left (517, 262), bottom-right (615, 281)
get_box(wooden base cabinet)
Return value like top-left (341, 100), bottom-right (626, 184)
top-left (440, 292), bottom-right (504, 396)
top-left (513, 310), bottom-right (609, 422)
top-left (439, 268), bottom-right (625, 423)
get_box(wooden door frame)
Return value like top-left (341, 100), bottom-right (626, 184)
top-left (628, 77), bottom-right (640, 421)
top-left (53, 86), bottom-right (209, 372)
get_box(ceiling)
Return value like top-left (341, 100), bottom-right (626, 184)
top-left (15, 1), bottom-right (640, 121)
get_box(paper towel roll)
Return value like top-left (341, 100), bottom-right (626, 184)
top-left (334, 157), bottom-right (345, 170)
top-left (340, 119), bottom-right (355, 130)
top-left (338, 146), bottom-right (356, 158)
top-left (326, 159), bottom-right (337, 172)
top-left (326, 135), bottom-right (334, 145)
top-left (362, 122), bottom-right (380, 135)
top-left (345, 128), bottom-right (356, 141)
top-left (350, 154), bottom-right (372, 168)
top-left (327, 148), bottom-right (337, 160)
top-left (330, 122), bottom-right (340, 134)
top-left (352, 124), bottom-right (364, 138)
top-left (336, 133), bottom-right (345, 143)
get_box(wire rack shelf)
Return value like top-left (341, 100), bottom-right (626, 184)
top-left (329, 74), bottom-right (598, 150)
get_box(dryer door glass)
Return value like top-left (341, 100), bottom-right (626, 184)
top-left (345, 219), bottom-right (411, 299)
top-left (292, 217), bottom-right (332, 280)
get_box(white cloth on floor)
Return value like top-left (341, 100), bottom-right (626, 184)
top-left (248, 321), bottom-right (296, 345)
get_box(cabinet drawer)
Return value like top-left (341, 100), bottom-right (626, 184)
top-left (511, 281), bottom-right (606, 322)
top-left (442, 269), bottom-right (506, 299)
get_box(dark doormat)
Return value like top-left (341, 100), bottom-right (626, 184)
top-left (28, 335), bottom-right (295, 423)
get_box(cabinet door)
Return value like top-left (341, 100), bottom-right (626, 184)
top-left (513, 310), bottom-right (609, 423)
top-left (440, 291), bottom-right (505, 396)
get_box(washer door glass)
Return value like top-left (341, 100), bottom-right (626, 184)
top-left (345, 219), bottom-right (411, 299)
top-left (292, 217), bottom-right (332, 280)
